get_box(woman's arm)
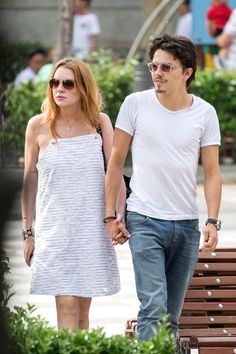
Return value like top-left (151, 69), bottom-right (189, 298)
top-left (21, 116), bottom-right (40, 265)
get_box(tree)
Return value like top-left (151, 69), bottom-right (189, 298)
top-left (55, 0), bottom-right (75, 61)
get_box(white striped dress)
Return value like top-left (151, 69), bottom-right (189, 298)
top-left (30, 133), bottom-right (120, 297)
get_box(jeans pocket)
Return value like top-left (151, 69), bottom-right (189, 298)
top-left (126, 211), bottom-right (149, 228)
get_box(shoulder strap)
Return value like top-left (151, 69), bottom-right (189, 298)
top-left (96, 126), bottom-right (106, 171)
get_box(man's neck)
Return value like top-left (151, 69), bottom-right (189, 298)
top-left (156, 92), bottom-right (193, 112)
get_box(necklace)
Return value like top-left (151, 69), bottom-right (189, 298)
top-left (65, 120), bottom-right (76, 131)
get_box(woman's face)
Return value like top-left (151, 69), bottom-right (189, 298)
top-left (50, 66), bottom-right (80, 109)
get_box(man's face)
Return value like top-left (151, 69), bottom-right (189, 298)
top-left (150, 49), bottom-right (188, 95)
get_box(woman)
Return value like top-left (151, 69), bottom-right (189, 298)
top-left (22, 57), bottom-right (122, 330)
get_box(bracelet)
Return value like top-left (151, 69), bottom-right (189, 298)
top-left (22, 227), bottom-right (35, 241)
top-left (103, 216), bottom-right (117, 224)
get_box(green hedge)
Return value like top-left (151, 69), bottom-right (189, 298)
top-left (6, 304), bottom-right (175, 354)
top-left (190, 69), bottom-right (236, 138)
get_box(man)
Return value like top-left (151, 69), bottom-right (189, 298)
top-left (105, 34), bottom-right (222, 342)
top-left (175, 0), bottom-right (192, 39)
top-left (216, 7), bottom-right (236, 69)
top-left (72, 0), bottom-right (101, 60)
top-left (14, 48), bottom-right (46, 86)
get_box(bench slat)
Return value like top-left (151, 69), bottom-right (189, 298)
top-left (185, 289), bottom-right (236, 299)
top-left (192, 336), bottom-right (236, 346)
top-left (180, 315), bottom-right (236, 325)
top-left (180, 327), bottom-right (236, 337)
top-left (195, 263), bottom-right (236, 272)
top-left (191, 276), bottom-right (236, 286)
top-left (199, 348), bottom-right (236, 354)
top-left (183, 302), bottom-right (236, 311)
top-left (197, 252), bottom-right (236, 261)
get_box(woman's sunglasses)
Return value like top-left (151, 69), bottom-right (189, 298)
top-left (49, 78), bottom-right (76, 90)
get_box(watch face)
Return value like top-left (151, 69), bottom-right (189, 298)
top-left (206, 218), bottom-right (221, 230)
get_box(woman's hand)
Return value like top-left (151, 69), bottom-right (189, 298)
top-left (107, 213), bottom-right (131, 245)
top-left (23, 237), bottom-right (35, 266)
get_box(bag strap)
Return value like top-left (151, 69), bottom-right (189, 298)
top-left (96, 126), bottom-right (106, 171)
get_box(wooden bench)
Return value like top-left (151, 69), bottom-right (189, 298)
top-left (125, 248), bottom-right (236, 354)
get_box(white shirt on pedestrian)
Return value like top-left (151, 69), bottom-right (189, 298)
top-left (72, 12), bottom-right (101, 59)
top-left (14, 67), bottom-right (36, 86)
top-left (223, 9), bottom-right (236, 69)
top-left (175, 12), bottom-right (193, 39)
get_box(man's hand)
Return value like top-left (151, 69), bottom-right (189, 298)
top-left (107, 213), bottom-right (131, 245)
top-left (201, 224), bottom-right (218, 253)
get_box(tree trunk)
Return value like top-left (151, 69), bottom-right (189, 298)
top-left (55, 0), bottom-right (75, 62)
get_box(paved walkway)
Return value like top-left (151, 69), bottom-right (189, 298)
top-left (4, 182), bottom-right (236, 341)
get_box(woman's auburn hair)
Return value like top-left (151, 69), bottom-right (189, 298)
top-left (41, 57), bottom-right (103, 138)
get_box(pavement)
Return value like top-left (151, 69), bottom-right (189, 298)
top-left (2, 165), bottom-right (236, 351)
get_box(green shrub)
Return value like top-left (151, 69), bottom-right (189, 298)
top-left (0, 250), bottom-right (14, 310)
top-left (1, 80), bottom-right (47, 156)
top-left (89, 50), bottom-right (137, 124)
top-left (7, 304), bottom-right (175, 354)
top-left (190, 69), bottom-right (236, 138)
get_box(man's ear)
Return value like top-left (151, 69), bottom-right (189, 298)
top-left (184, 67), bottom-right (193, 82)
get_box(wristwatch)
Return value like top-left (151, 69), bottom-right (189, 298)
top-left (205, 218), bottom-right (221, 231)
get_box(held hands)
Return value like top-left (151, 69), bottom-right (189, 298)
top-left (106, 213), bottom-right (131, 245)
top-left (201, 223), bottom-right (218, 253)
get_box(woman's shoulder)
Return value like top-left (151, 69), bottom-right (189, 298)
top-left (98, 112), bottom-right (113, 133)
top-left (28, 113), bottom-right (46, 127)
top-left (27, 113), bottom-right (47, 135)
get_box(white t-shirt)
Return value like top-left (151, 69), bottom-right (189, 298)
top-left (72, 12), bottom-right (101, 59)
top-left (175, 12), bottom-right (192, 39)
top-left (116, 90), bottom-right (221, 220)
top-left (14, 67), bottom-right (36, 86)
top-left (223, 9), bottom-right (236, 69)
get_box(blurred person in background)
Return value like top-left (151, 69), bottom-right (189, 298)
top-left (206, 0), bottom-right (232, 68)
top-left (72, 0), bottom-right (101, 60)
top-left (217, 7), bottom-right (236, 69)
top-left (175, 0), bottom-right (192, 39)
top-left (14, 48), bottom-right (47, 86)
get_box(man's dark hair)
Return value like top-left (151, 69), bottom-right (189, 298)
top-left (28, 48), bottom-right (47, 61)
top-left (183, 0), bottom-right (190, 6)
top-left (148, 33), bottom-right (197, 87)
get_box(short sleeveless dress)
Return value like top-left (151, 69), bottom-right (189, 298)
top-left (30, 133), bottom-right (120, 297)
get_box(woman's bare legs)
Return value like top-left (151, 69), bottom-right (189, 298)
top-left (55, 295), bottom-right (92, 330)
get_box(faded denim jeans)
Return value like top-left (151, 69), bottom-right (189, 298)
top-left (126, 211), bottom-right (200, 342)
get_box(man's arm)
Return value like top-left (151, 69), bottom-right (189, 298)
top-left (89, 35), bottom-right (99, 54)
top-left (216, 32), bottom-right (232, 49)
top-left (201, 145), bottom-right (222, 253)
top-left (105, 128), bottom-right (132, 241)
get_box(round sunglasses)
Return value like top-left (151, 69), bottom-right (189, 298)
top-left (147, 62), bottom-right (185, 73)
top-left (49, 78), bottom-right (76, 90)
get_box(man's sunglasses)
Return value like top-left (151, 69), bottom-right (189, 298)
top-left (147, 62), bottom-right (185, 73)
top-left (49, 78), bottom-right (76, 90)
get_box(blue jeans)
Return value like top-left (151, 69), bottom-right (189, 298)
top-left (126, 211), bottom-right (200, 342)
